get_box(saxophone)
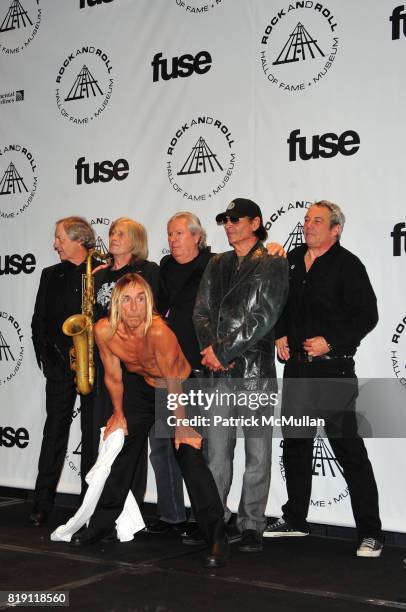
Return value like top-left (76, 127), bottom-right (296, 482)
top-left (62, 248), bottom-right (108, 395)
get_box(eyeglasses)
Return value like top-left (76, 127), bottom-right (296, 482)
top-left (216, 215), bottom-right (244, 226)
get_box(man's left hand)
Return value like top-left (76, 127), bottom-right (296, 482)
top-left (266, 242), bottom-right (287, 258)
top-left (201, 345), bottom-right (223, 371)
top-left (303, 336), bottom-right (330, 357)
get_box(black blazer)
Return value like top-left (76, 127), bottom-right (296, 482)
top-left (31, 261), bottom-right (85, 381)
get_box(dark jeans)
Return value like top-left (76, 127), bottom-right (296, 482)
top-left (89, 376), bottom-right (223, 543)
top-left (281, 358), bottom-right (382, 541)
top-left (149, 434), bottom-right (186, 523)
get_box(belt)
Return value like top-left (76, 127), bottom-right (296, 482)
top-left (290, 351), bottom-right (354, 363)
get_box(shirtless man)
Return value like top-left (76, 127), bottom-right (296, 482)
top-left (71, 273), bottom-right (227, 568)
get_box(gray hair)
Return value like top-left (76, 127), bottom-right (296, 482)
top-left (312, 200), bottom-right (345, 237)
top-left (56, 216), bottom-right (95, 249)
top-left (167, 211), bottom-right (207, 249)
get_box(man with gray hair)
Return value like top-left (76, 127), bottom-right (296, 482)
top-left (29, 216), bottom-right (96, 526)
top-left (146, 211), bottom-right (213, 535)
top-left (265, 201), bottom-right (384, 558)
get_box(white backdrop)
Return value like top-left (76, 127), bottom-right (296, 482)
top-left (1, 0), bottom-right (405, 533)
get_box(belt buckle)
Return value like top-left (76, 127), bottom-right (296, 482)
top-left (307, 354), bottom-right (313, 363)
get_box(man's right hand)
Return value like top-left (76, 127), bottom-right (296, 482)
top-left (103, 413), bottom-right (128, 439)
top-left (92, 262), bottom-right (110, 275)
top-left (175, 425), bottom-right (202, 450)
top-left (276, 336), bottom-right (290, 361)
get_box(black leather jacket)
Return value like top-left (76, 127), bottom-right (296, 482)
top-left (193, 242), bottom-right (288, 381)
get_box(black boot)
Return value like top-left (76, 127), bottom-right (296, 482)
top-left (70, 526), bottom-right (112, 547)
top-left (204, 520), bottom-right (229, 568)
top-left (28, 508), bottom-right (48, 527)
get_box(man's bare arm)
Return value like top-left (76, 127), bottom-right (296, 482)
top-left (94, 319), bottom-right (128, 438)
top-left (151, 324), bottom-right (201, 450)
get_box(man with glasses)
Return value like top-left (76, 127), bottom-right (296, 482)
top-left (265, 201), bottom-right (383, 558)
top-left (193, 198), bottom-right (288, 553)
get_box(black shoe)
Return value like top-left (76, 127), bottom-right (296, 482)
top-left (183, 522), bottom-right (242, 546)
top-left (263, 517), bottom-right (309, 538)
top-left (172, 521), bottom-right (191, 535)
top-left (70, 527), bottom-right (112, 547)
top-left (238, 529), bottom-right (263, 553)
top-left (28, 509), bottom-right (48, 527)
top-left (145, 519), bottom-right (190, 535)
top-left (177, 522), bottom-right (198, 537)
top-left (101, 529), bottom-right (119, 543)
top-left (226, 523), bottom-right (243, 544)
top-left (204, 535), bottom-right (229, 568)
top-left (182, 527), bottom-right (206, 546)
top-left (145, 519), bottom-right (172, 534)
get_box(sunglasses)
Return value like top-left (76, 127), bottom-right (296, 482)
top-left (216, 215), bottom-right (245, 226)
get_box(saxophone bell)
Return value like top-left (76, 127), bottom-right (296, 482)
top-left (62, 314), bottom-right (92, 396)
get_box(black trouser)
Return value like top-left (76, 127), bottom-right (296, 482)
top-left (86, 364), bottom-right (148, 506)
top-left (281, 358), bottom-right (382, 541)
top-left (89, 375), bottom-right (224, 543)
top-left (33, 378), bottom-right (89, 511)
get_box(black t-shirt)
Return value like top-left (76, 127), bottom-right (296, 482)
top-left (159, 249), bottom-right (213, 369)
top-left (94, 260), bottom-right (160, 319)
top-left (160, 257), bottom-right (197, 315)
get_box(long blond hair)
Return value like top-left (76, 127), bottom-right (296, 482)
top-left (109, 273), bottom-right (156, 336)
top-left (109, 217), bottom-right (148, 261)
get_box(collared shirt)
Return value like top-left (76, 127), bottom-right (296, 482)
top-left (275, 242), bottom-right (378, 356)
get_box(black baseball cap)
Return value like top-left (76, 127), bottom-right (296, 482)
top-left (215, 198), bottom-right (268, 241)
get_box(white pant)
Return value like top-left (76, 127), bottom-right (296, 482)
top-left (51, 428), bottom-right (145, 543)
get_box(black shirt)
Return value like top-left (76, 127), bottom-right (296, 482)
top-left (275, 242), bottom-right (378, 356)
top-left (94, 260), bottom-right (159, 319)
top-left (159, 248), bottom-right (213, 369)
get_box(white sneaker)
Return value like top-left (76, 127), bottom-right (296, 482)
top-left (356, 538), bottom-right (383, 558)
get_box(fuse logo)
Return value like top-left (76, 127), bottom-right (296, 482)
top-left (391, 223), bottom-right (406, 256)
top-left (390, 5), bottom-right (406, 39)
top-left (152, 51), bottom-right (212, 82)
top-left (75, 157), bottom-right (129, 184)
top-left (0, 426), bottom-right (29, 448)
top-left (80, 0), bottom-right (115, 8)
top-left (287, 129), bottom-right (360, 161)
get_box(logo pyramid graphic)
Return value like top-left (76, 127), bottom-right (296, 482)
top-left (0, 162), bottom-right (28, 195)
top-left (95, 235), bottom-right (109, 255)
top-left (177, 137), bottom-right (223, 176)
top-left (273, 22), bottom-right (325, 65)
top-left (0, 331), bottom-right (15, 362)
top-left (312, 435), bottom-right (343, 478)
top-left (0, 0), bottom-right (32, 33)
top-left (65, 65), bottom-right (103, 102)
top-left (283, 222), bottom-right (305, 252)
